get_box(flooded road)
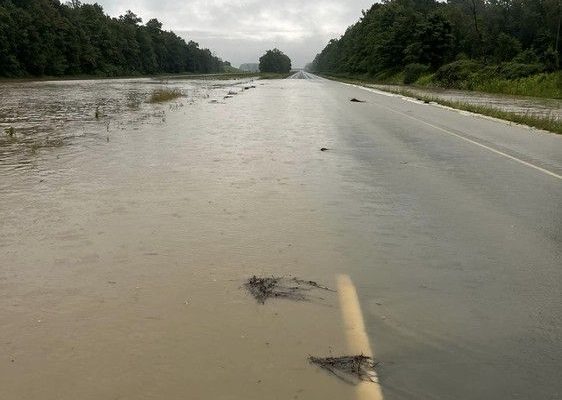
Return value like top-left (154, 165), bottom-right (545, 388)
top-left (1, 77), bottom-right (359, 400)
top-left (369, 84), bottom-right (562, 120)
top-left (1, 76), bottom-right (562, 400)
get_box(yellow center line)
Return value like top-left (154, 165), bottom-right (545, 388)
top-left (337, 274), bottom-right (384, 400)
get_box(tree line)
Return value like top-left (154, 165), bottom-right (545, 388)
top-left (0, 0), bottom-right (227, 77)
top-left (311, 0), bottom-right (561, 84)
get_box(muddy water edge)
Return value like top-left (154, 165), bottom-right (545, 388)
top-left (1, 78), bottom-right (358, 399)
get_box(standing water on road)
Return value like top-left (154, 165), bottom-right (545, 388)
top-left (0, 77), bottom-right (359, 400)
top-left (2, 76), bottom-right (561, 400)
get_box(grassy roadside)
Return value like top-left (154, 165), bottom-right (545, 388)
top-left (323, 75), bottom-right (561, 135)
top-left (318, 70), bottom-right (562, 99)
top-left (394, 88), bottom-right (562, 135)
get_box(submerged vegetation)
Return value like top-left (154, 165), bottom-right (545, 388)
top-left (311, 0), bottom-right (562, 98)
top-left (148, 88), bottom-right (184, 103)
top-left (309, 355), bottom-right (378, 385)
top-left (244, 276), bottom-right (334, 304)
top-left (0, 0), bottom-right (227, 78)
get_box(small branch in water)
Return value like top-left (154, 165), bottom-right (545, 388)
top-left (244, 276), bottom-right (335, 304)
top-left (309, 355), bottom-right (378, 385)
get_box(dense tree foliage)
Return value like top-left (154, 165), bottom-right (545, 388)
top-left (259, 49), bottom-right (292, 73)
top-left (0, 0), bottom-right (227, 77)
top-left (311, 0), bottom-right (561, 78)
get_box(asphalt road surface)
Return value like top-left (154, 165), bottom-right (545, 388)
top-left (298, 74), bottom-right (562, 399)
top-left (1, 74), bottom-right (561, 400)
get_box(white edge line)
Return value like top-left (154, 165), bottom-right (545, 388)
top-left (343, 83), bottom-right (561, 180)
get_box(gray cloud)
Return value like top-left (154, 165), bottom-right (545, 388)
top-left (85, 0), bottom-right (376, 67)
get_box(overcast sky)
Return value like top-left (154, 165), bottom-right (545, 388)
top-left (85, 0), bottom-right (376, 68)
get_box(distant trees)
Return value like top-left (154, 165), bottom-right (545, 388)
top-left (0, 0), bottom-right (227, 77)
top-left (239, 63), bottom-right (259, 73)
top-left (311, 0), bottom-right (561, 79)
top-left (259, 49), bottom-right (292, 73)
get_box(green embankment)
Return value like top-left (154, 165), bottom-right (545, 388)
top-left (322, 67), bottom-right (561, 100)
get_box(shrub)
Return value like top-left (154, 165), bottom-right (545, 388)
top-left (433, 60), bottom-right (480, 87)
top-left (403, 63), bottom-right (429, 84)
top-left (494, 33), bottom-right (522, 62)
top-left (513, 49), bottom-right (540, 64)
top-left (148, 88), bottom-right (183, 103)
top-left (541, 47), bottom-right (560, 72)
top-left (498, 62), bottom-right (544, 80)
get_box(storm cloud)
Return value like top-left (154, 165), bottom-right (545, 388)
top-left (84, 0), bottom-right (376, 67)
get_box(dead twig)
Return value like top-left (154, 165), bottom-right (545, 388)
top-left (244, 276), bottom-right (334, 304)
top-left (309, 355), bottom-right (378, 385)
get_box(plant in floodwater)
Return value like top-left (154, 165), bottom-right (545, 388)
top-left (309, 355), bottom-right (378, 385)
top-left (5, 127), bottom-right (15, 137)
top-left (95, 106), bottom-right (101, 119)
top-left (127, 92), bottom-right (144, 110)
top-left (244, 276), bottom-right (334, 304)
top-left (148, 88), bottom-right (184, 103)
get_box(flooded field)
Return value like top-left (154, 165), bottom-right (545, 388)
top-left (369, 84), bottom-right (562, 120)
top-left (0, 77), bottom-right (255, 168)
top-left (0, 77), bottom-right (359, 400)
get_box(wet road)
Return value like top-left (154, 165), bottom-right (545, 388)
top-left (1, 75), bottom-right (561, 400)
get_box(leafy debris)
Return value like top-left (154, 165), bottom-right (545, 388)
top-left (309, 355), bottom-right (378, 385)
top-left (244, 276), bottom-right (334, 304)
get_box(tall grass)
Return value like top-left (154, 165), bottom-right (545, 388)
top-left (389, 88), bottom-right (561, 135)
top-left (148, 88), bottom-right (183, 103)
top-left (472, 73), bottom-right (561, 99)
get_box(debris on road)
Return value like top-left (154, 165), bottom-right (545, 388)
top-left (244, 276), bottom-right (334, 304)
top-left (350, 98), bottom-right (366, 103)
top-left (309, 355), bottom-right (378, 385)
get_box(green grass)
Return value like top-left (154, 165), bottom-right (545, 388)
top-left (385, 87), bottom-right (562, 135)
top-left (416, 71), bottom-right (562, 99)
top-left (471, 72), bottom-right (561, 99)
top-left (148, 88), bottom-right (184, 103)
top-left (318, 69), bottom-right (561, 99)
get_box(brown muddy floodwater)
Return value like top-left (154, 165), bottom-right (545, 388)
top-left (369, 84), bottom-right (562, 120)
top-left (0, 77), bottom-right (358, 400)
